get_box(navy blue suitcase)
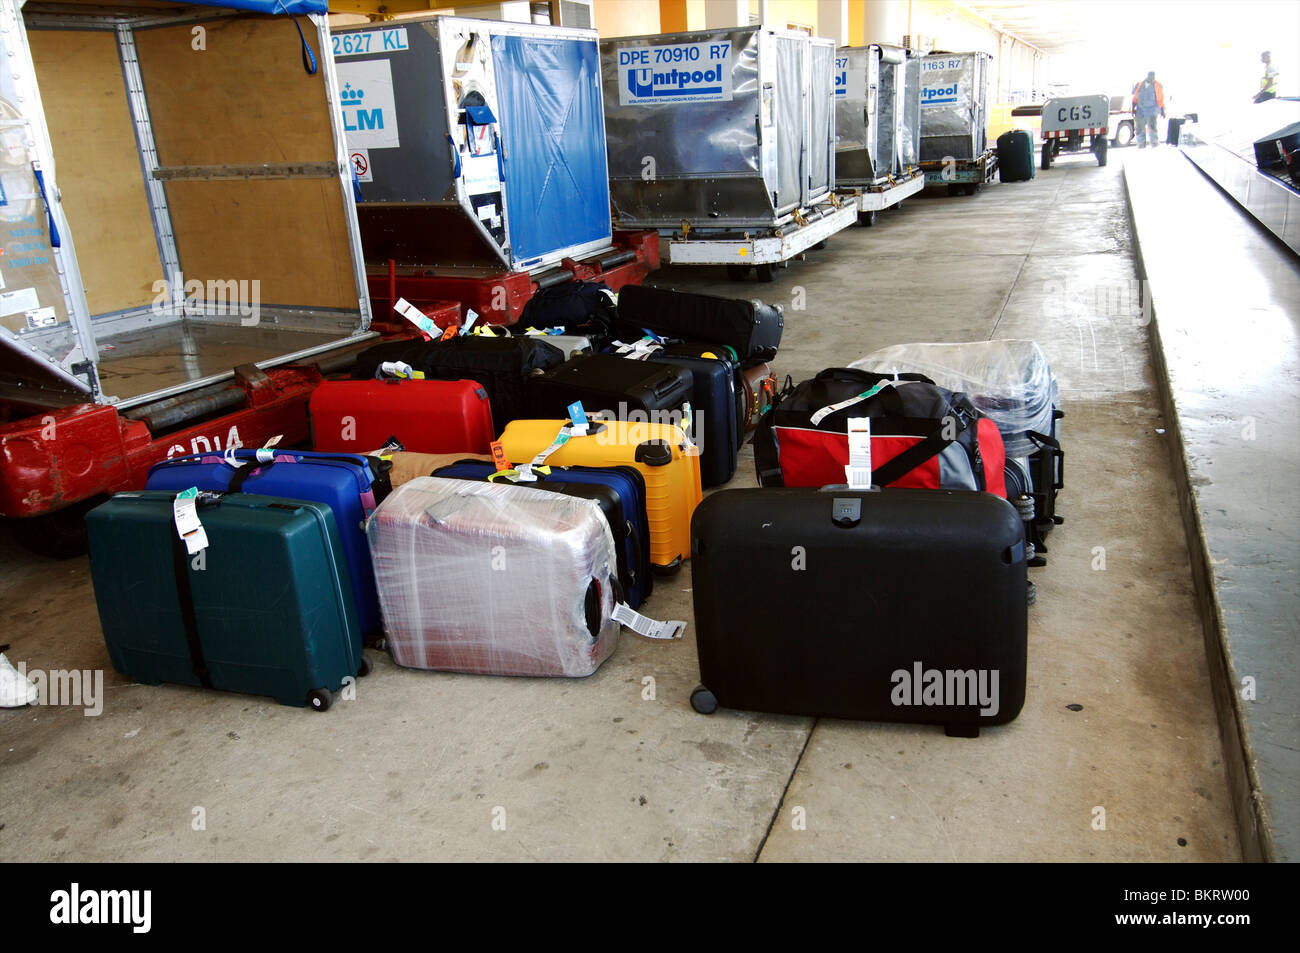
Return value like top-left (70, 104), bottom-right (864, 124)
top-left (145, 450), bottom-right (389, 638)
top-left (432, 460), bottom-right (653, 609)
top-left (642, 349), bottom-right (739, 487)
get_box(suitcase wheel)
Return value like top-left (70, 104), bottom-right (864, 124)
top-left (357, 654), bottom-right (373, 678)
top-left (690, 686), bottom-right (718, 715)
top-left (651, 556), bottom-right (682, 577)
top-left (307, 688), bottom-right (333, 712)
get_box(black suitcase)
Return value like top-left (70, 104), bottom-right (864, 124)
top-left (641, 347), bottom-right (740, 487)
top-left (997, 129), bottom-right (1035, 182)
top-left (1253, 120), bottom-right (1300, 171)
top-left (351, 336), bottom-right (566, 431)
top-left (616, 285), bottom-right (784, 361)
top-left (689, 487), bottom-right (1028, 736)
top-left (525, 354), bottom-right (694, 427)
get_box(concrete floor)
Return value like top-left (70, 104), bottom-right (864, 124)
top-left (0, 149), bottom-right (1242, 861)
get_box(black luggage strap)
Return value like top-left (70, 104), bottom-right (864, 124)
top-left (753, 404), bottom-right (785, 487)
top-left (869, 423), bottom-right (956, 487)
top-left (169, 503), bottom-right (212, 690)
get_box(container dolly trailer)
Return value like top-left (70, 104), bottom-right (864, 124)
top-left (1039, 94), bottom-right (1110, 168)
top-left (0, 0), bottom-right (392, 556)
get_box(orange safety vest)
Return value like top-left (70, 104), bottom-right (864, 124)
top-left (1132, 79), bottom-right (1165, 111)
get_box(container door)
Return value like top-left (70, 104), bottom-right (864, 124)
top-left (492, 32), bottom-right (612, 270)
top-left (808, 43), bottom-right (833, 198)
top-left (0, 0), bottom-right (97, 402)
top-left (774, 36), bottom-right (804, 213)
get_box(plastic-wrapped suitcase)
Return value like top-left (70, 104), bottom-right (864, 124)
top-left (350, 335), bottom-right (565, 430)
top-left (641, 349), bottom-right (738, 487)
top-left (366, 477), bottom-right (621, 677)
top-left (86, 491), bottom-right (365, 710)
top-left (498, 418), bottom-right (701, 573)
top-left (145, 449), bottom-right (388, 639)
top-left (525, 354), bottom-right (694, 426)
top-left (689, 487), bottom-right (1028, 736)
top-left (433, 459), bottom-right (653, 609)
top-left (615, 285), bottom-right (784, 361)
top-left (309, 379), bottom-right (494, 455)
top-left (515, 333), bottom-right (594, 359)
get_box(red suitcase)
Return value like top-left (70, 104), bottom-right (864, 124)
top-left (309, 379), bottom-right (494, 454)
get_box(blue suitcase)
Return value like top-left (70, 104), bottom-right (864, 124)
top-left (86, 491), bottom-right (365, 710)
top-left (432, 459), bottom-right (654, 609)
top-left (645, 346), bottom-right (741, 485)
top-left (146, 450), bottom-right (388, 638)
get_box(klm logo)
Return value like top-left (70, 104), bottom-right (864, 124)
top-left (341, 83), bottom-right (383, 132)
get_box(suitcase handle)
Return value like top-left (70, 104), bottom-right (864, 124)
top-left (650, 371), bottom-right (681, 399)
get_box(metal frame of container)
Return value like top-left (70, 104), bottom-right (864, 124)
top-left (835, 44), bottom-right (924, 223)
top-left (335, 15), bottom-right (613, 277)
top-left (602, 26), bottom-right (837, 235)
top-left (918, 50), bottom-right (992, 162)
top-left (0, 0), bottom-right (372, 412)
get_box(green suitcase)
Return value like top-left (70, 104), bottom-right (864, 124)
top-left (86, 491), bottom-right (365, 711)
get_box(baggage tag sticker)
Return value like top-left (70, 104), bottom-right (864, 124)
top-left (489, 440), bottom-right (512, 474)
top-left (393, 297), bottom-right (440, 339)
top-left (612, 603), bottom-right (686, 641)
top-left (173, 487), bottom-right (209, 555)
top-left (810, 381), bottom-right (888, 427)
top-left (845, 417), bottom-right (872, 488)
top-left (517, 429), bottom-right (570, 482)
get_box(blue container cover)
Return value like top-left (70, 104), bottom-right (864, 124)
top-left (491, 33), bottom-right (612, 267)
top-left (191, 0), bottom-right (328, 14)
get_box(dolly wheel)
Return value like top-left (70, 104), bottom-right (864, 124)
top-left (307, 688), bottom-right (333, 712)
top-left (690, 686), bottom-right (718, 715)
top-left (725, 264), bottom-right (750, 281)
top-left (755, 263), bottom-right (776, 282)
top-left (859, 209), bottom-right (877, 226)
top-left (357, 654), bottom-right (373, 678)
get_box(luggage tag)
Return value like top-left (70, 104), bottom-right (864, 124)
top-left (611, 602), bottom-right (686, 641)
top-left (377, 360), bottom-right (424, 380)
top-left (460, 308), bottom-right (481, 335)
top-left (172, 487), bottom-right (209, 555)
top-left (567, 401), bottom-right (590, 436)
top-left (251, 434), bottom-right (282, 465)
top-left (393, 298), bottom-right (441, 340)
top-left (515, 425), bottom-right (572, 482)
top-left (810, 381), bottom-right (889, 426)
top-left (844, 417), bottom-right (872, 488)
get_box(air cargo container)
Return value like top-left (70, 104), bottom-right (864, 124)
top-left (918, 51), bottom-right (997, 194)
top-left (835, 44), bottom-right (925, 226)
top-left (602, 26), bottom-right (854, 281)
top-left (334, 15), bottom-right (614, 278)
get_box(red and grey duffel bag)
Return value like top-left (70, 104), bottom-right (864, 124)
top-left (754, 368), bottom-right (1006, 496)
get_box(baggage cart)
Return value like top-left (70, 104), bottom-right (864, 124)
top-left (1039, 94), bottom-right (1110, 169)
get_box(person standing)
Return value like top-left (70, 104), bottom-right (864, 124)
top-left (1132, 71), bottom-right (1165, 148)
top-left (1255, 51), bottom-right (1278, 103)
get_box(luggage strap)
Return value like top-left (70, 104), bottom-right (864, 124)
top-left (169, 505), bottom-right (213, 690)
top-left (869, 423), bottom-right (955, 487)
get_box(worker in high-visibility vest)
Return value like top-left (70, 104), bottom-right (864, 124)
top-left (1132, 71), bottom-right (1165, 149)
top-left (1255, 51), bottom-right (1278, 103)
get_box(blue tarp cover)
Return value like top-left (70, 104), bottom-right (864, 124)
top-left (190, 0), bottom-right (329, 16)
top-left (491, 33), bottom-right (611, 265)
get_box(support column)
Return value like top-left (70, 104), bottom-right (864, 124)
top-left (863, 0), bottom-right (905, 46)
top-left (703, 0), bottom-right (747, 29)
top-left (816, 0), bottom-right (849, 43)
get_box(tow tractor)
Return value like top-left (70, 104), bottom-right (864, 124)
top-left (1039, 94), bottom-right (1110, 169)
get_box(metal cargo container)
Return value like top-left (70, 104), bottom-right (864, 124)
top-left (601, 27), bottom-right (836, 233)
top-left (1, 0), bottom-right (369, 414)
top-left (837, 44), bottom-right (922, 184)
top-left (919, 51), bottom-right (992, 161)
top-left (335, 16), bottom-right (613, 274)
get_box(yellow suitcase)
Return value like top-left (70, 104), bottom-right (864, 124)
top-left (498, 419), bottom-right (701, 572)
